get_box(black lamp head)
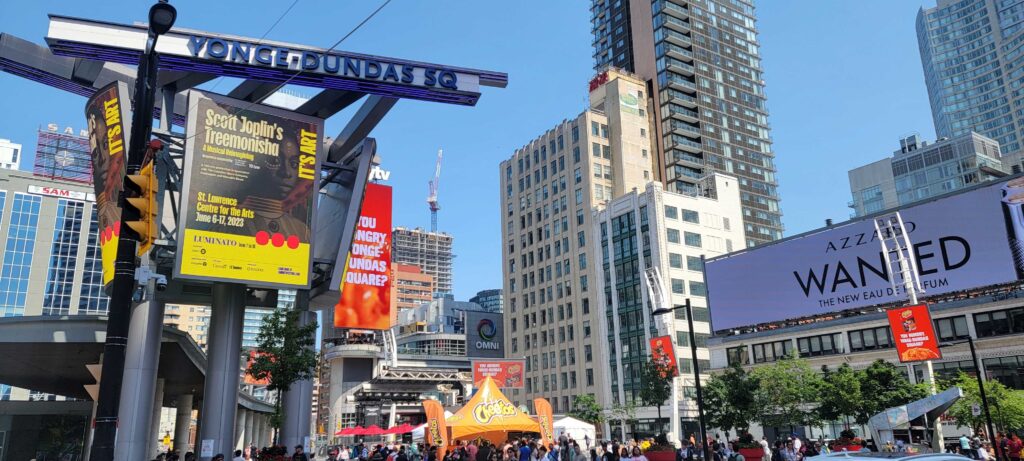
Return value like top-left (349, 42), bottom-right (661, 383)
top-left (148, 1), bottom-right (177, 36)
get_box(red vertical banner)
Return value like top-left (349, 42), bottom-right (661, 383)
top-left (422, 399), bottom-right (449, 459)
top-left (534, 398), bottom-right (554, 447)
top-left (335, 183), bottom-right (393, 329)
top-left (888, 304), bottom-right (943, 363)
top-left (649, 335), bottom-right (679, 377)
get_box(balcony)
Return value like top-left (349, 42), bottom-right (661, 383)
top-left (660, 43), bottom-right (694, 61)
top-left (670, 148), bottom-right (705, 166)
top-left (668, 120), bottom-right (701, 138)
top-left (657, 0), bottom-right (689, 20)
top-left (663, 89), bottom-right (698, 108)
top-left (657, 14), bottom-right (692, 34)
top-left (661, 73), bottom-right (698, 93)
top-left (664, 104), bottom-right (699, 122)
top-left (664, 58), bottom-right (695, 76)
top-left (658, 28), bottom-right (693, 48)
top-left (663, 135), bottom-right (704, 152)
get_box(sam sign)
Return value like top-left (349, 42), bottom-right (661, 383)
top-left (334, 183), bottom-right (393, 330)
top-left (887, 304), bottom-right (942, 363)
top-left (472, 359), bottom-right (524, 388)
top-left (176, 90), bottom-right (324, 289)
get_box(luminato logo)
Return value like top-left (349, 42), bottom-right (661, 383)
top-left (477, 318), bottom-right (496, 340)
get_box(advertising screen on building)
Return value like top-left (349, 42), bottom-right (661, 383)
top-left (334, 183), bottom-right (393, 330)
top-left (465, 311), bottom-right (504, 358)
top-left (649, 335), bottom-right (679, 377)
top-left (472, 360), bottom-right (525, 388)
top-left (176, 90), bottom-right (323, 289)
top-left (887, 304), bottom-right (942, 363)
top-left (84, 81), bottom-right (132, 286)
top-left (705, 178), bottom-right (1024, 331)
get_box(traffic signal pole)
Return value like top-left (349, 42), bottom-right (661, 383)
top-left (88, 5), bottom-right (171, 458)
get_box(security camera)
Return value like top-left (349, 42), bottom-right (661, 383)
top-left (155, 274), bottom-right (168, 292)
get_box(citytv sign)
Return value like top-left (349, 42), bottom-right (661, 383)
top-left (45, 16), bottom-right (507, 106)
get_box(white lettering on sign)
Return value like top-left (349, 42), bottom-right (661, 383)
top-left (27, 185), bottom-right (93, 201)
top-left (370, 165), bottom-right (391, 181)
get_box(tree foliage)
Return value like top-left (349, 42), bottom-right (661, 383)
top-left (944, 371), bottom-right (1024, 433)
top-left (570, 394), bottom-right (606, 426)
top-left (751, 355), bottom-right (823, 430)
top-left (704, 364), bottom-right (760, 434)
top-left (855, 360), bottom-right (928, 425)
top-left (246, 309), bottom-right (319, 430)
top-left (639, 356), bottom-right (676, 432)
top-left (818, 364), bottom-right (862, 428)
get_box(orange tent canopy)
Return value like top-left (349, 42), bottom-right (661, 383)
top-left (446, 377), bottom-right (541, 442)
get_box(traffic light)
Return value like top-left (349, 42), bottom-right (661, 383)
top-left (123, 144), bottom-right (160, 256)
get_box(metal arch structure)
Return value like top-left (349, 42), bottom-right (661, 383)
top-left (0, 12), bottom-right (505, 461)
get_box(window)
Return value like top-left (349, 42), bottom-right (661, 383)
top-left (797, 333), bottom-right (843, 357)
top-left (586, 369), bottom-right (594, 386)
top-left (665, 205), bottom-right (678, 220)
top-left (585, 345), bottom-right (593, 362)
top-left (575, 188), bottom-right (583, 205)
top-left (667, 228), bottom-right (680, 243)
top-left (591, 121), bottom-right (599, 136)
top-left (583, 320), bottom-right (591, 337)
top-left (0, 193), bottom-right (42, 317)
top-left (574, 168), bottom-right (582, 184)
top-left (573, 146), bottom-right (580, 163)
top-left (848, 326), bottom-right (893, 352)
top-left (682, 209), bottom-right (700, 223)
top-left (688, 281), bottom-right (706, 297)
top-left (671, 279), bottom-right (686, 294)
top-left (983, 355), bottom-right (1024, 390)
top-left (592, 142), bottom-right (601, 157)
top-left (726, 346), bottom-right (749, 366)
top-left (686, 256), bottom-right (703, 272)
top-left (669, 253), bottom-right (683, 268)
top-left (935, 316), bottom-right (970, 342)
top-left (78, 207), bottom-right (109, 314)
top-left (752, 340), bottom-right (793, 363)
top-left (684, 232), bottom-right (702, 247)
top-left (974, 307), bottom-right (1024, 338)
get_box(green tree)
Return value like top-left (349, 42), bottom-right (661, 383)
top-left (818, 364), bottom-right (862, 430)
top-left (639, 356), bottom-right (676, 434)
top-left (751, 355), bottom-right (823, 433)
top-left (704, 364), bottom-right (759, 437)
top-left (571, 394), bottom-right (605, 426)
top-left (246, 309), bottom-right (319, 442)
top-left (855, 360), bottom-right (928, 425)
top-left (944, 371), bottom-right (1024, 433)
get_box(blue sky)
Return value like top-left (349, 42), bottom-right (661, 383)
top-left (0, 0), bottom-right (937, 301)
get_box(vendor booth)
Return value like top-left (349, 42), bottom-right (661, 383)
top-left (553, 417), bottom-right (595, 444)
top-left (445, 377), bottom-right (541, 444)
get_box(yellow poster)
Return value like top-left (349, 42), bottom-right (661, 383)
top-left (176, 90), bottom-right (323, 288)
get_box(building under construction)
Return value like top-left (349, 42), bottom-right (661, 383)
top-left (33, 125), bottom-right (92, 184)
top-left (392, 227), bottom-right (453, 297)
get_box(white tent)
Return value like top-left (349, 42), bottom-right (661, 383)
top-left (412, 410), bottom-right (454, 441)
top-left (553, 417), bottom-right (596, 444)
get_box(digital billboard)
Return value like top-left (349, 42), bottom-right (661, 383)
top-left (471, 360), bottom-right (525, 388)
top-left (649, 335), bottom-right (679, 377)
top-left (465, 311), bottom-right (504, 358)
top-left (705, 178), bottom-right (1024, 331)
top-left (176, 90), bottom-right (323, 289)
top-left (334, 183), bottom-right (393, 330)
top-left (84, 81), bottom-right (132, 286)
top-left (887, 304), bottom-right (942, 363)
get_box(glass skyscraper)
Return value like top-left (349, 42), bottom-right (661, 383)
top-left (591, 0), bottom-right (783, 247)
top-left (917, 0), bottom-right (1024, 156)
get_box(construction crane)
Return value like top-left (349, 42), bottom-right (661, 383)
top-left (427, 148), bottom-right (443, 232)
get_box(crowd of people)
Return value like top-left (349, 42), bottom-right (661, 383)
top-left (150, 443), bottom-right (312, 461)
top-left (945, 432), bottom-right (1024, 461)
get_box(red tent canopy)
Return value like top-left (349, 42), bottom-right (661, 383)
top-left (335, 426), bottom-right (361, 436)
top-left (385, 423), bottom-right (414, 434)
top-left (364, 425), bottom-right (385, 435)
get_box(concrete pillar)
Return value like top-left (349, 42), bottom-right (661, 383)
top-left (244, 410), bottom-right (255, 449)
top-left (280, 291), bottom-right (315, 450)
top-left (148, 378), bottom-right (166, 457)
top-left (113, 292), bottom-right (166, 461)
top-left (174, 394), bottom-right (194, 456)
top-left (257, 415), bottom-right (268, 448)
top-left (235, 408), bottom-right (246, 450)
top-left (199, 283), bottom-right (247, 460)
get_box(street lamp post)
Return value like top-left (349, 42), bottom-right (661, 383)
top-left (940, 337), bottom-right (999, 459)
top-left (653, 300), bottom-right (709, 461)
top-left (88, 3), bottom-right (176, 460)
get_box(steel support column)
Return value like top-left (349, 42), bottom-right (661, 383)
top-left (280, 291), bottom-right (315, 450)
top-left (113, 290), bottom-right (165, 461)
top-left (198, 283), bottom-right (246, 460)
top-left (174, 393), bottom-right (194, 456)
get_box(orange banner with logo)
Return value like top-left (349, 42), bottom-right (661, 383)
top-left (534, 398), bottom-right (554, 447)
top-left (422, 399), bottom-right (448, 459)
top-left (887, 304), bottom-right (943, 363)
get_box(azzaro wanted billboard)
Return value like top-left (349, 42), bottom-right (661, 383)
top-left (705, 178), bottom-right (1024, 331)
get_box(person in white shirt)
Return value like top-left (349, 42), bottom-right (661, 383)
top-left (759, 438), bottom-right (770, 461)
top-left (232, 450), bottom-right (245, 461)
